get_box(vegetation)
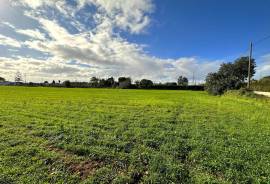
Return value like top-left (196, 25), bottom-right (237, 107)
top-left (0, 77), bottom-right (5, 82)
top-left (14, 71), bottom-right (23, 83)
top-left (205, 57), bottom-right (256, 95)
top-left (177, 76), bottom-right (189, 86)
top-left (0, 86), bottom-right (270, 183)
top-left (225, 88), bottom-right (267, 99)
top-left (251, 76), bottom-right (270, 92)
top-left (137, 79), bottom-right (154, 89)
top-left (118, 77), bottom-right (132, 89)
top-left (3, 74), bottom-right (202, 90)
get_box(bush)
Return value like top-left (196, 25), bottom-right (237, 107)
top-left (251, 76), bottom-right (270, 92)
top-left (225, 88), bottom-right (265, 99)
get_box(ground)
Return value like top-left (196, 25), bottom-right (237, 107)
top-left (0, 87), bottom-right (270, 183)
top-left (254, 91), bottom-right (270, 98)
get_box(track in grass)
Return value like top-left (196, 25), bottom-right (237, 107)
top-left (0, 86), bottom-right (270, 183)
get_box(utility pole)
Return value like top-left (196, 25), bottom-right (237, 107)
top-left (192, 72), bottom-right (195, 85)
top-left (24, 73), bottom-right (27, 83)
top-left (247, 42), bottom-right (253, 89)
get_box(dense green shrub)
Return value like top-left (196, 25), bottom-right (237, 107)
top-left (251, 76), bottom-right (270, 92)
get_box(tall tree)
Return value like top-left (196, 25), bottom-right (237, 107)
top-left (177, 76), bottom-right (188, 86)
top-left (90, 77), bottom-right (99, 87)
top-left (106, 77), bottom-right (115, 87)
top-left (233, 56), bottom-right (256, 81)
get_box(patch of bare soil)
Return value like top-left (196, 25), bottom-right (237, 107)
top-left (254, 91), bottom-right (270, 97)
top-left (46, 145), bottom-right (103, 179)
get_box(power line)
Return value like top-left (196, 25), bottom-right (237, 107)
top-left (254, 34), bottom-right (270, 45)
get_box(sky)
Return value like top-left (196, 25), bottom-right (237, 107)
top-left (0, 0), bottom-right (270, 83)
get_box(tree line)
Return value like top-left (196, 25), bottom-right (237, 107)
top-left (45, 76), bottom-right (202, 90)
top-left (0, 74), bottom-right (204, 90)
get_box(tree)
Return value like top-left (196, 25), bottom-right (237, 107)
top-left (63, 80), bottom-right (71, 88)
top-left (99, 78), bottom-right (106, 87)
top-left (15, 71), bottom-right (22, 83)
top-left (205, 56), bottom-right (256, 95)
top-left (134, 80), bottom-right (140, 87)
top-left (177, 76), bottom-right (188, 86)
top-left (205, 72), bottom-right (226, 95)
top-left (52, 80), bottom-right (56, 85)
top-left (233, 56), bottom-right (256, 81)
top-left (0, 77), bottom-right (5, 82)
top-left (90, 77), bottom-right (99, 87)
top-left (139, 79), bottom-right (153, 89)
top-left (118, 77), bottom-right (131, 88)
top-left (106, 77), bottom-right (115, 87)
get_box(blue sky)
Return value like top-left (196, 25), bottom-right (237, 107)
top-left (0, 0), bottom-right (270, 82)
top-left (128, 0), bottom-right (270, 60)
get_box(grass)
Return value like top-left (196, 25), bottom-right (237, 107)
top-left (0, 86), bottom-right (270, 183)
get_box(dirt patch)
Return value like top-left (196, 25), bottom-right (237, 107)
top-left (67, 160), bottom-right (101, 179)
top-left (46, 145), bottom-right (103, 179)
top-left (254, 91), bottom-right (270, 97)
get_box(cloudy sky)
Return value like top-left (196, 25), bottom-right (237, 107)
top-left (0, 0), bottom-right (270, 83)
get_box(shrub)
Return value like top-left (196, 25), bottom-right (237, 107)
top-left (251, 76), bottom-right (270, 92)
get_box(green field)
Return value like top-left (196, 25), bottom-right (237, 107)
top-left (0, 87), bottom-right (270, 183)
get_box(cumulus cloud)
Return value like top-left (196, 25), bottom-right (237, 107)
top-left (0, 0), bottom-right (221, 82)
top-left (256, 54), bottom-right (270, 78)
top-left (90, 0), bottom-right (154, 34)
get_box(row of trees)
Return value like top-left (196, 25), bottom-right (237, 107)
top-left (60, 76), bottom-right (191, 89)
top-left (1, 73), bottom-right (196, 90)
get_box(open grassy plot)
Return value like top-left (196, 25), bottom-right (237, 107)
top-left (0, 87), bottom-right (270, 183)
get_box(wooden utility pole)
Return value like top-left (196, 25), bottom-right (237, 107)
top-left (192, 71), bottom-right (195, 85)
top-left (247, 42), bottom-right (253, 89)
top-left (24, 73), bottom-right (27, 83)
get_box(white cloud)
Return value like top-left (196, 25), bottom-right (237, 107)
top-left (90, 0), bottom-right (154, 34)
top-left (16, 29), bottom-right (46, 40)
top-left (0, 21), bottom-right (16, 29)
top-left (13, 0), bottom-right (54, 9)
top-left (0, 34), bottom-right (22, 48)
top-left (256, 54), bottom-right (270, 78)
top-left (0, 0), bottom-right (221, 83)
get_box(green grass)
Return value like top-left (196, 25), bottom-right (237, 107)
top-left (0, 86), bottom-right (270, 183)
